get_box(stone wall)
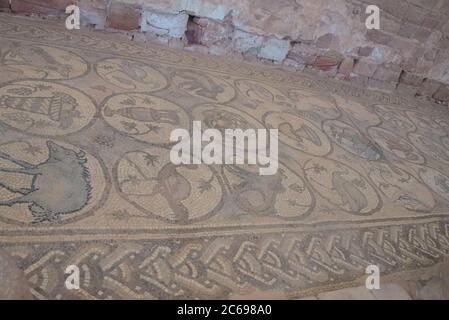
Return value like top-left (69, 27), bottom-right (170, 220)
top-left (2, 0), bottom-right (449, 104)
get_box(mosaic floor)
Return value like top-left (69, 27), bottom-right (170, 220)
top-left (0, 13), bottom-right (449, 299)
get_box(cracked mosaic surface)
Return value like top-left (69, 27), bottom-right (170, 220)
top-left (0, 14), bottom-right (449, 299)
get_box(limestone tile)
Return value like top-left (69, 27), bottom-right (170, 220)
top-left (371, 284), bottom-right (412, 300)
top-left (317, 287), bottom-right (377, 300)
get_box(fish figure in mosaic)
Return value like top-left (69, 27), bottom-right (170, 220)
top-left (103, 105), bottom-right (180, 125)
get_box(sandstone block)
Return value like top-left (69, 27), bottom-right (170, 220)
top-left (141, 10), bottom-right (188, 38)
top-left (106, 2), bottom-right (140, 31)
top-left (258, 37), bottom-right (291, 62)
top-left (372, 65), bottom-right (402, 82)
top-left (353, 59), bottom-right (379, 77)
top-left (77, 0), bottom-right (107, 29)
top-left (338, 57), bottom-right (355, 77)
top-left (233, 30), bottom-right (264, 54)
top-left (11, 0), bottom-right (73, 14)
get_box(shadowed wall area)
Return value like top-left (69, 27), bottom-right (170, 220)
top-left (2, 0), bottom-right (449, 105)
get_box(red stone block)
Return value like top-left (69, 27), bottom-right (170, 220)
top-left (0, 0), bottom-right (10, 9)
top-left (11, 0), bottom-right (73, 14)
top-left (353, 59), bottom-right (379, 77)
top-left (312, 54), bottom-right (342, 71)
top-left (338, 57), bottom-right (354, 78)
top-left (106, 2), bottom-right (140, 31)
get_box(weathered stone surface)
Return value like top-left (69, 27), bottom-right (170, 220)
top-left (353, 59), bottom-right (379, 77)
top-left (416, 277), bottom-right (445, 300)
top-left (0, 249), bottom-right (31, 299)
top-left (233, 29), bottom-right (264, 54)
top-left (11, 0), bottom-right (73, 14)
top-left (338, 57), bottom-right (354, 78)
top-left (312, 53), bottom-right (343, 71)
top-left (5, 0), bottom-right (449, 103)
top-left (417, 79), bottom-right (442, 97)
top-left (441, 261), bottom-right (449, 299)
top-left (371, 284), bottom-right (412, 300)
top-left (0, 0), bottom-right (10, 9)
top-left (168, 37), bottom-right (186, 49)
top-left (317, 286), bottom-right (376, 300)
top-left (106, 2), bottom-right (140, 31)
top-left (141, 10), bottom-right (188, 37)
top-left (367, 78), bottom-right (397, 92)
top-left (287, 42), bottom-right (318, 66)
top-left (202, 18), bottom-right (233, 47)
top-left (184, 44), bottom-right (209, 54)
top-left (398, 23), bottom-right (431, 42)
top-left (366, 30), bottom-right (393, 46)
top-left (397, 82), bottom-right (419, 97)
top-left (77, 0), bottom-right (107, 29)
top-left (372, 65), bottom-right (402, 82)
top-left (1, 14), bottom-right (449, 300)
top-left (398, 71), bottom-right (424, 86)
top-left (433, 84), bottom-right (449, 102)
top-left (258, 37), bottom-right (291, 62)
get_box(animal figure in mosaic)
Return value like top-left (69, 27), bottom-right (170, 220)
top-left (435, 175), bottom-right (449, 194)
top-left (279, 122), bottom-right (322, 148)
top-left (174, 70), bottom-right (225, 100)
top-left (7, 45), bottom-right (73, 77)
top-left (103, 105), bottom-right (180, 125)
top-left (114, 60), bottom-right (149, 83)
top-left (0, 141), bottom-right (92, 223)
top-left (327, 123), bottom-right (383, 161)
top-left (149, 163), bottom-right (191, 223)
top-left (332, 170), bottom-right (368, 213)
top-left (225, 165), bottom-right (283, 214)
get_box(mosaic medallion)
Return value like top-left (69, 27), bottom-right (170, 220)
top-left (304, 158), bottom-right (381, 215)
top-left (1, 44), bottom-right (88, 80)
top-left (406, 110), bottom-right (446, 136)
top-left (115, 147), bottom-right (223, 224)
top-left (368, 163), bottom-right (435, 212)
top-left (171, 68), bottom-right (235, 103)
top-left (101, 93), bottom-right (190, 146)
top-left (0, 139), bottom-right (107, 225)
top-left (419, 166), bottom-right (449, 204)
top-left (192, 104), bottom-right (265, 153)
top-left (96, 58), bottom-right (167, 91)
top-left (334, 95), bottom-right (380, 126)
top-left (264, 111), bottom-right (331, 156)
top-left (288, 89), bottom-right (341, 122)
top-left (324, 120), bottom-right (384, 161)
top-left (368, 127), bottom-right (425, 164)
top-left (221, 163), bottom-right (314, 219)
top-left (235, 79), bottom-right (294, 109)
top-left (372, 104), bottom-right (416, 133)
top-left (0, 80), bottom-right (96, 136)
top-left (409, 133), bottom-right (449, 165)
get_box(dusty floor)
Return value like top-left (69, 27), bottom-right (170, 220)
top-left (0, 13), bottom-right (449, 300)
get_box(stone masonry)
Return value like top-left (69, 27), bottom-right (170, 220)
top-left (2, 0), bottom-right (449, 105)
